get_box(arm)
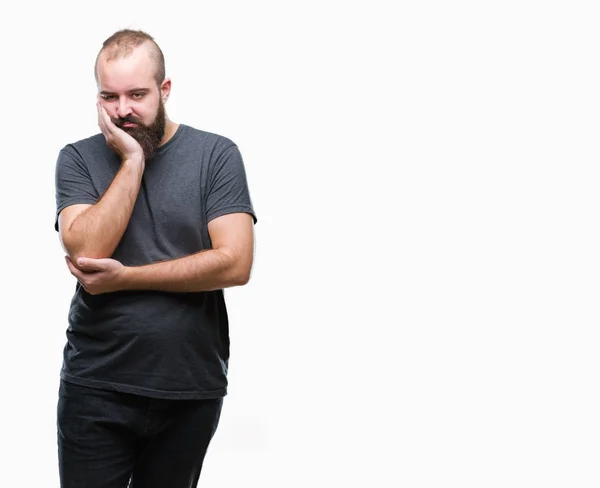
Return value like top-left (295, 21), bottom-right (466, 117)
top-left (58, 102), bottom-right (145, 262)
top-left (66, 139), bottom-right (257, 295)
top-left (122, 212), bottom-right (255, 292)
top-left (59, 159), bottom-right (143, 262)
top-left (69, 212), bottom-right (255, 294)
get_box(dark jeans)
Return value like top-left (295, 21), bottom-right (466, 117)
top-left (57, 379), bottom-right (223, 488)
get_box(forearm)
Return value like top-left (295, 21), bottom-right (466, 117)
top-left (121, 249), bottom-right (250, 293)
top-left (64, 158), bottom-right (144, 260)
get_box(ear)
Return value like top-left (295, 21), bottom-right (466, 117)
top-left (160, 78), bottom-right (172, 103)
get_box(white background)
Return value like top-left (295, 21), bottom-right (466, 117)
top-left (1, 0), bottom-right (599, 486)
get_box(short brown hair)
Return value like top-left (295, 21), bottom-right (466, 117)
top-left (95, 29), bottom-right (166, 86)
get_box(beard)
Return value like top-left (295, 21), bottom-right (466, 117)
top-left (113, 100), bottom-right (166, 161)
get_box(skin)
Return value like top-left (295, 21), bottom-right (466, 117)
top-left (59, 42), bottom-right (254, 294)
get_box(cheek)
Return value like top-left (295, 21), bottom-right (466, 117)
top-left (100, 101), bottom-right (118, 119)
top-left (139, 103), bottom-right (159, 123)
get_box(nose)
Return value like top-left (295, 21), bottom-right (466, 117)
top-left (116, 97), bottom-right (132, 118)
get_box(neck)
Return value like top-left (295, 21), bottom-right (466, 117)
top-left (160, 118), bottom-right (179, 147)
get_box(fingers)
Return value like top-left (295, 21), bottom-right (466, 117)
top-left (97, 101), bottom-right (124, 153)
top-left (97, 101), bottom-right (114, 138)
top-left (76, 257), bottom-right (107, 271)
top-left (65, 255), bottom-right (104, 273)
top-left (96, 100), bottom-right (144, 161)
top-left (64, 256), bottom-right (121, 295)
top-left (65, 256), bottom-right (80, 275)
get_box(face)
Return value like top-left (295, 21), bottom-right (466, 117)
top-left (96, 45), bottom-right (170, 160)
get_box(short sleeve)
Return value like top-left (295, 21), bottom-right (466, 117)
top-left (206, 144), bottom-right (257, 224)
top-left (54, 145), bottom-right (99, 231)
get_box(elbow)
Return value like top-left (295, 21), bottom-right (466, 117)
top-left (232, 266), bottom-right (252, 287)
top-left (64, 247), bottom-right (112, 267)
top-left (64, 251), bottom-right (92, 271)
top-left (61, 233), bottom-right (112, 263)
top-left (68, 252), bottom-right (97, 267)
top-left (220, 251), bottom-right (252, 287)
top-left (61, 240), bottom-right (84, 264)
top-left (233, 271), bottom-right (251, 287)
top-left (63, 245), bottom-right (105, 264)
top-left (60, 232), bottom-right (85, 263)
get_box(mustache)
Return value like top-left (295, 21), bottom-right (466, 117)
top-left (112, 115), bottom-right (144, 128)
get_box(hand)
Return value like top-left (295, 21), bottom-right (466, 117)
top-left (65, 256), bottom-right (127, 295)
top-left (97, 101), bottom-right (145, 164)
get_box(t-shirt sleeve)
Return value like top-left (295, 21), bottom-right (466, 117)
top-left (206, 144), bottom-right (257, 224)
top-left (54, 144), bottom-right (99, 231)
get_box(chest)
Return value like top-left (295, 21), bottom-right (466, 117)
top-left (95, 157), bottom-right (211, 265)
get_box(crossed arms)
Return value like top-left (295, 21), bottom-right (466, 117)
top-left (60, 203), bottom-right (254, 295)
top-left (58, 104), bottom-right (254, 295)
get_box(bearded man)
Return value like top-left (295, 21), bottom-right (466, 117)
top-left (54, 29), bottom-right (256, 488)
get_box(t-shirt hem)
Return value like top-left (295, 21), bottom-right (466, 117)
top-left (207, 205), bottom-right (257, 224)
top-left (60, 372), bottom-right (227, 400)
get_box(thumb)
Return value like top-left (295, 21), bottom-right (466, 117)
top-left (76, 257), bottom-right (107, 271)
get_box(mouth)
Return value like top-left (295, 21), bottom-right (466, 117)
top-left (122, 122), bottom-right (138, 128)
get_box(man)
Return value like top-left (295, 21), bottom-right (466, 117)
top-left (54, 29), bottom-right (256, 488)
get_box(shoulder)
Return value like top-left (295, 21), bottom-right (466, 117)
top-left (178, 124), bottom-right (238, 153)
top-left (60, 133), bottom-right (108, 158)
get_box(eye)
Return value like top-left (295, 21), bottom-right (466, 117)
top-left (101, 94), bottom-right (116, 101)
top-left (132, 93), bottom-right (145, 99)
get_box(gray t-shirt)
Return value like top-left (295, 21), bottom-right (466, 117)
top-left (54, 124), bottom-right (256, 399)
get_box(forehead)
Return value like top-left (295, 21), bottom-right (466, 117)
top-left (96, 46), bottom-right (157, 91)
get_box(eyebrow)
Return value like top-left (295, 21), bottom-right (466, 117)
top-left (100, 88), bottom-right (151, 95)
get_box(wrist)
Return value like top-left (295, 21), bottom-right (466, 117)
top-left (119, 265), bottom-right (137, 290)
top-left (122, 155), bottom-right (145, 169)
